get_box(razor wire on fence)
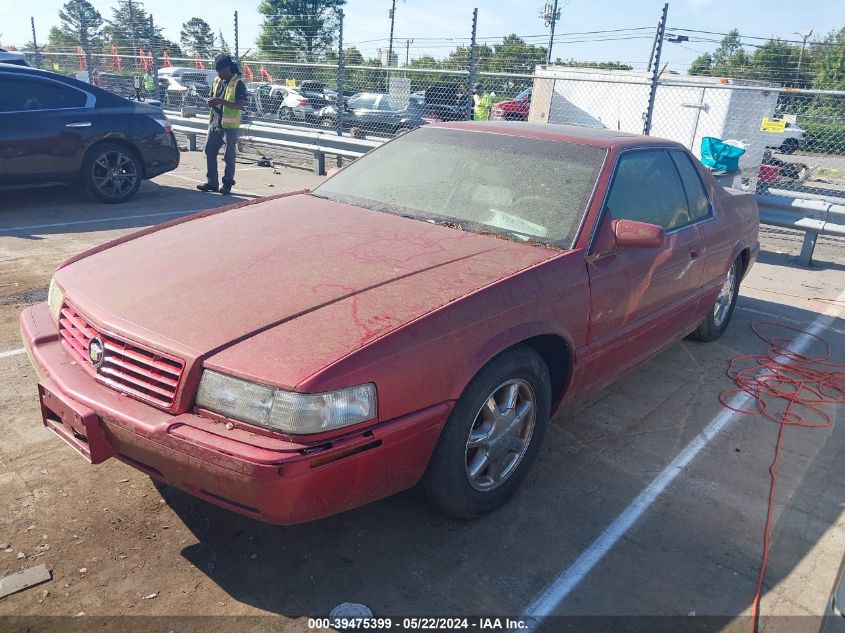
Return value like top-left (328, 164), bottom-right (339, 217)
top-left (9, 5), bottom-right (845, 201)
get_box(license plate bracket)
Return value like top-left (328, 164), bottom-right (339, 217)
top-left (38, 381), bottom-right (115, 464)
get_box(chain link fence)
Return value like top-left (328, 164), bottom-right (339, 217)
top-left (12, 8), bottom-right (845, 201)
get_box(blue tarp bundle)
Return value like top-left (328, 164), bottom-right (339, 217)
top-left (700, 137), bottom-right (746, 172)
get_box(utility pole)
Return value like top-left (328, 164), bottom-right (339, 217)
top-left (642, 2), bottom-right (668, 135)
top-left (30, 16), bottom-right (41, 68)
top-left (387, 0), bottom-right (397, 69)
top-left (405, 39), bottom-right (413, 67)
top-left (234, 11), bottom-right (239, 63)
top-left (466, 8), bottom-right (478, 120)
top-left (539, 0), bottom-right (561, 64)
top-left (794, 29), bottom-right (812, 85)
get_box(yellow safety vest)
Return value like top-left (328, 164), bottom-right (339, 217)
top-left (473, 92), bottom-right (493, 121)
top-left (144, 73), bottom-right (155, 91)
top-left (213, 76), bottom-right (242, 129)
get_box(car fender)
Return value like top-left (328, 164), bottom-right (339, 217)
top-left (452, 320), bottom-right (576, 403)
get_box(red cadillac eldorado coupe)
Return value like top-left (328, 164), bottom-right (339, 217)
top-left (21, 122), bottom-right (759, 524)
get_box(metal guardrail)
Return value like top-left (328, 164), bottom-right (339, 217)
top-left (165, 112), bottom-right (380, 175)
top-left (755, 194), bottom-right (845, 266)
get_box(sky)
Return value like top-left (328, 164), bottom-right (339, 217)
top-left (2, 0), bottom-right (843, 73)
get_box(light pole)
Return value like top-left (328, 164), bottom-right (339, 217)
top-left (794, 29), bottom-right (813, 85)
top-left (387, 0), bottom-right (397, 69)
top-left (405, 38), bottom-right (413, 67)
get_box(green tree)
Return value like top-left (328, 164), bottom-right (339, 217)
top-left (217, 29), bottom-right (231, 55)
top-left (689, 51), bottom-right (713, 75)
top-left (811, 27), bottom-right (845, 90)
top-left (58, 0), bottom-right (103, 69)
top-left (103, 1), bottom-right (163, 56)
top-left (180, 17), bottom-right (216, 59)
top-left (489, 34), bottom-right (546, 73)
top-left (47, 25), bottom-right (78, 50)
top-left (257, 0), bottom-right (345, 63)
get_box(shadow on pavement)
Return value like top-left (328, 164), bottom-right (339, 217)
top-left (0, 181), bottom-right (262, 239)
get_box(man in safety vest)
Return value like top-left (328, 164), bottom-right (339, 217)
top-left (197, 54), bottom-right (246, 195)
top-left (143, 69), bottom-right (156, 98)
top-left (472, 82), bottom-right (493, 121)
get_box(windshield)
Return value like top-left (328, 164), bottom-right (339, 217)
top-left (516, 88), bottom-right (532, 100)
top-left (313, 127), bottom-right (606, 246)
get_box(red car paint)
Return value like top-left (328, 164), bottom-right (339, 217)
top-left (490, 89), bottom-right (532, 121)
top-left (21, 122), bottom-right (760, 525)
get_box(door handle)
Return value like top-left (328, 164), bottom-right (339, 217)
top-left (690, 248), bottom-right (704, 260)
top-left (65, 122), bottom-right (92, 128)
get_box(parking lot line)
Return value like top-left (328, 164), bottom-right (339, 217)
top-left (522, 288), bottom-right (845, 626)
top-left (0, 347), bottom-right (25, 360)
top-left (0, 211), bottom-right (190, 234)
top-left (737, 305), bottom-right (845, 336)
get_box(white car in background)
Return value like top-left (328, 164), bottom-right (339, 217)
top-left (250, 83), bottom-right (322, 122)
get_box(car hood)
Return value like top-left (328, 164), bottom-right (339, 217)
top-left (493, 99), bottom-right (527, 109)
top-left (56, 194), bottom-right (556, 382)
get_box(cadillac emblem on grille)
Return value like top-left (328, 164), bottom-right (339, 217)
top-left (88, 337), bottom-right (105, 368)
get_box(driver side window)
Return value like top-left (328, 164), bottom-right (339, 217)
top-left (607, 149), bottom-right (691, 232)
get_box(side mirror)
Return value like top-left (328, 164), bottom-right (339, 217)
top-left (612, 219), bottom-right (665, 249)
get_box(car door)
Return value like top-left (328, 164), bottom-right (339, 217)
top-left (346, 94), bottom-right (380, 131)
top-left (0, 73), bottom-right (94, 184)
top-left (668, 149), bottom-right (727, 296)
top-left (255, 84), bottom-right (272, 116)
top-left (581, 147), bottom-right (706, 389)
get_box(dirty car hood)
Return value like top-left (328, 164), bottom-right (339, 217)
top-left (57, 194), bottom-right (556, 375)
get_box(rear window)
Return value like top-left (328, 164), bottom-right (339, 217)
top-left (0, 76), bottom-right (87, 111)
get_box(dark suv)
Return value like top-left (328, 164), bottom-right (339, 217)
top-left (0, 63), bottom-right (179, 203)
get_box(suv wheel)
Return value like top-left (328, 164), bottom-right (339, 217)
top-left (82, 143), bottom-right (142, 204)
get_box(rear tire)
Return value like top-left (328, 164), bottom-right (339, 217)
top-left (82, 142), bottom-right (142, 204)
top-left (780, 138), bottom-right (799, 155)
top-left (421, 345), bottom-right (551, 519)
top-left (688, 256), bottom-right (741, 342)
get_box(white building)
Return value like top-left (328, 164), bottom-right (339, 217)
top-left (529, 66), bottom-right (785, 178)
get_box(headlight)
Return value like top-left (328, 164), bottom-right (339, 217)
top-left (196, 370), bottom-right (377, 435)
top-left (47, 276), bottom-right (65, 322)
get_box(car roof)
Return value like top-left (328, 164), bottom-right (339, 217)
top-left (432, 120), bottom-right (683, 149)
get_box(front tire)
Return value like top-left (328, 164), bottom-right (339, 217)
top-left (82, 143), bottom-right (142, 204)
top-left (688, 256), bottom-right (741, 342)
top-left (422, 345), bottom-right (551, 519)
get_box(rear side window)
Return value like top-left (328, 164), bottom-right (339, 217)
top-left (670, 150), bottom-right (711, 221)
top-left (0, 77), bottom-right (87, 112)
top-left (606, 149), bottom-right (691, 231)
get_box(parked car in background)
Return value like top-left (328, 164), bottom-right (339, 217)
top-left (22, 122), bottom-right (758, 526)
top-left (0, 63), bottom-right (179, 203)
top-left (0, 49), bottom-right (31, 67)
top-left (491, 87), bottom-right (532, 121)
top-left (766, 120), bottom-right (807, 154)
top-left (318, 92), bottom-right (431, 136)
top-left (250, 83), bottom-right (308, 120)
top-left (157, 67), bottom-right (215, 111)
top-left (411, 84), bottom-right (470, 122)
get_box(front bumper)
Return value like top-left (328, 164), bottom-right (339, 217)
top-left (21, 303), bottom-right (449, 524)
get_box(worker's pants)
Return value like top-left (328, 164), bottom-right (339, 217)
top-left (205, 126), bottom-right (239, 188)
